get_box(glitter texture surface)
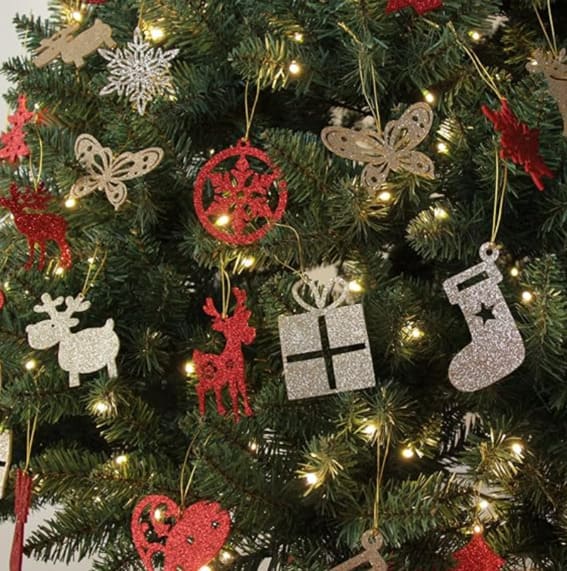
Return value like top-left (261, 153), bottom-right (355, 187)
top-left (26, 293), bottom-right (120, 387)
top-left (99, 27), bottom-right (179, 116)
top-left (386, 0), bottom-right (443, 15)
top-left (0, 184), bottom-right (72, 271)
top-left (10, 469), bottom-right (33, 571)
top-left (0, 95), bottom-right (35, 164)
top-left (70, 133), bottom-right (164, 210)
top-left (450, 534), bottom-right (505, 571)
top-left (131, 495), bottom-right (231, 571)
top-left (279, 277), bottom-right (375, 400)
top-left (194, 288), bottom-right (256, 422)
top-left (0, 430), bottom-right (13, 499)
top-left (443, 243), bottom-right (525, 392)
top-left (321, 103), bottom-right (435, 192)
top-left (330, 530), bottom-right (387, 571)
top-left (194, 139), bottom-right (288, 245)
top-left (33, 19), bottom-right (116, 68)
top-left (482, 99), bottom-right (553, 191)
top-left (526, 48), bottom-right (567, 137)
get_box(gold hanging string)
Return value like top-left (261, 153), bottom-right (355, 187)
top-left (219, 255), bottom-right (232, 317)
top-left (81, 246), bottom-right (108, 296)
top-left (24, 413), bottom-right (38, 473)
top-left (274, 223), bottom-right (306, 276)
top-left (449, 23), bottom-right (503, 101)
top-left (372, 428), bottom-right (391, 531)
top-left (533, 0), bottom-right (559, 58)
top-left (179, 426), bottom-right (210, 508)
top-left (30, 128), bottom-right (45, 191)
top-left (490, 149), bottom-right (509, 244)
top-left (244, 76), bottom-right (262, 141)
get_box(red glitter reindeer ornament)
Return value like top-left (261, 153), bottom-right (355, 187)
top-left (0, 184), bottom-right (72, 271)
top-left (386, 0), bottom-right (443, 15)
top-left (193, 287), bottom-right (256, 422)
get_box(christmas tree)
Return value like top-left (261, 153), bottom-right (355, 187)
top-left (0, 0), bottom-right (566, 569)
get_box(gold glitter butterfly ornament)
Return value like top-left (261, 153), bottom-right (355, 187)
top-left (70, 134), bottom-right (164, 210)
top-left (321, 103), bottom-right (435, 191)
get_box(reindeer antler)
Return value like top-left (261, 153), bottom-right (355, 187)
top-left (203, 296), bottom-right (221, 318)
top-left (232, 288), bottom-right (248, 312)
top-left (33, 293), bottom-right (65, 318)
top-left (62, 294), bottom-right (91, 318)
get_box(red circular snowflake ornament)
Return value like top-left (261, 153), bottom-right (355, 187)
top-left (194, 139), bottom-right (288, 245)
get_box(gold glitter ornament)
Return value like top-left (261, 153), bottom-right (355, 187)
top-left (26, 293), bottom-right (120, 387)
top-left (526, 49), bottom-right (567, 137)
top-left (0, 429), bottom-right (13, 499)
top-left (33, 19), bottom-right (116, 68)
top-left (279, 277), bottom-right (375, 400)
top-left (330, 530), bottom-right (387, 571)
top-left (442, 243), bottom-right (525, 392)
top-left (321, 102), bottom-right (435, 192)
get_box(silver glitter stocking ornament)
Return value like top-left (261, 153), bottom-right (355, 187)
top-left (443, 243), bottom-right (525, 392)
top-left (279, 277), bottom-right (375, 400)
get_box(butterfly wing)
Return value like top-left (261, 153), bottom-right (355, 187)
top-left (397, 151), bottom-right (436, 180)
top-left (384, 103), bottom-right (434, 153)
top-left (104, 180), bottom-right (129, 210)
top-left (69, 175), bottom-right (99, 199)
top-left (74, 133), bottom-right (114, 177)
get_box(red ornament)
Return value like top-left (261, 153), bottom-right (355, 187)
top-left (0, 184), bottom-right (72, 271)
top-left (0, 289), bottom-right (5, 310)
top-left (193, 287), bottom-right (256, 422)
top-left (131, 495), bottom-right (231, 571)
top-left (10, 470), bottom-right (33, 571)
top-left (193, 139), bottom-right (288, 245)
top-left (451, 534), bottom-right (506, 571)
top-left (386, 0), bottom-right (443, 15)
top-left (0, 96), bottom-right (35, 165)
top-left (482, 99), bottom-right (554, 191)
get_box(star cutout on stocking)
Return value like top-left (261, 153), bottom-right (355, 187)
top-left (451, 534), bottom-right (505, 571)
top-left (475, 303), bottom-right (496, 325)
top-left (386, 0), bottom-right (443, 15)
top-left (482, 99), bottom-right (554, 191)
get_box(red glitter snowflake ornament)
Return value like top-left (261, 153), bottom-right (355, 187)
top-left (482, 99), bottom-right (554, 191)
top-left (194, 139), bottom-right (288, 245)
top-left (386, 0), bottom-right (443, 15)
top-left (131, 495), bottom-right (231, 571)
top-left (451, 534), bottom-right (506, 571)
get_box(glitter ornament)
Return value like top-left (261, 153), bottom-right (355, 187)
top-left (33, 19), bottom-right (116, 68)
top-left (0, 429), bottom-right (13, 499)
top-left (26, 293), bottom-right (120, 387)
top-left (279, 277), bottom-right (375, 400)
top-left (451, 534), bottom-right (505, 571)
top-left (193, 288), bottom-right (256, 422)
top-left (9, 469), bottom-right (33, 571)
top-left (70, 133), bottom-right (164, 210)
top-left (0, 95), bottom-right (35, 164)
top-left (0, 184), bottom-right (72, 271)
top-left (526, 48), bottom-right (567, 137)
top-left (482, 99), bottom-right (553, 191)
top-left (131, 495), bottom-right (231, 571)
top-left (386, 0), bottom-right (443, 15)
top-left (443, 243), bottom-right (525, 392)
top-left (0, 289), bottom-right (5, 310)
top-left (193, 139), bottom-right (288, 245)
top-left (99, 27), bottom-right (179, 116)
top-left (330, 530), bottom-right (387, 571)
top-left (321, 103), bottom-right (435, 193)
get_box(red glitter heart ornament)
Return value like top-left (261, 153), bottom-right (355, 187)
top-left (194, 139), bottom-right (288, 245)
top-left (131, 495), bottom-right (231, 571)
top-left (450, 534), bottom-right (505, 571)
top-left (386, 0), bottom-right (443, 15)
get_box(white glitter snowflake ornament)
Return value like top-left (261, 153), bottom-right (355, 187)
top-left (99, 27), bottom-right (179, 115)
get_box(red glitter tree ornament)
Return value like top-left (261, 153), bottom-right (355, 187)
top-left (482, 99), bottom-right (554, 191)
top-left (0, 96), bottom-right (35, 165)
top-left (451, 534), bottom-right (506, 571)
top-left (9, 470), bottom-right (33, 571)
top-left (386, 0), bottom-right (443, 15)
top-left (131, 495), bottom-right (231, 571)
top-left (193, 287), bottom-right (256, 422)
top-left (0, 184), bottom-right (72, 271)
top-left (193, 139), bottom-right (288, 245)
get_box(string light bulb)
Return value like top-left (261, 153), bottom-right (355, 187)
top-left (521, 291), bottom-right (534, 303)
top-left (288, 60), bottom-right (302, 75)
top-left (305, 472), bottom-right (319, 485)
top-left (377, 190), bottom-right (393, 202)
top-left (115, 454), bottom-right (128, 466)
top-left (436, 141), bottom-right (449, 154)
top-left (241, 256), bottom-right (255, 268)
top-left (423, 90), bottom-right (435, 104)
top-left (54, 266), bottom-right (65, 276)
top-left (215, 214), bottom-right (230, 227)
top-left (65, 197), bottom-right (77, 209)
top-left (248, 440), bottom-right (259, 453)
top-left (510, 267), bottom-right (520, 278)
top-left (198, 566), bottom-right (212, 571)
top-left (478, 499), bottom-right (490, 510)
top-left (94, 400), bottom-right (110, 414)
top-left (511, 442), bottom-right (524, 456)
top-left (433, 206), bottom-right (449, 220)
top-left (473, 523), bottom-right (483, 534)
top-left (469, 30), bottom-right (482, 42)
top-left (293, 32), bottom-right (304, 43)
top-left (348, 280), bottom-right (363, 293)
top-left (401, 447), bottom-right (415, 459)
top-left (148, 26), bottom-right (165, 42)
top-left (71, 10), bottom-right (83, 23)
top-left (184, 361), bottom-right (196, 375)
top-left (24, 359), bottom-right (37, 371)
top-left (362, 423), bottom-right (378, 437)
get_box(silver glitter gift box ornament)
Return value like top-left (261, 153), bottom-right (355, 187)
top-left (443, 243), bottom-right (525, 392)
top-left (279, 277), bottom-right (375, 400)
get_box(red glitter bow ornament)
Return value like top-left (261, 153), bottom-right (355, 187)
top-left (194, 139), bottom-right (288, 245)
top-left (386, 0), bottom-right (443, 15)
top-left (0, 184), bottom-right (72, 271)
top-left (193, 287), bottom-right (256, 422)
top-left (482, 99), bottom-right (554, 191)
top-left (131, 495), bottom-right (231, 571)
top-left (0, 96), bottom-right (36, 165)
top-left (10, 469), bottom-right (33, 571)
top-left (450, 534), bottom-right (506, 571)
